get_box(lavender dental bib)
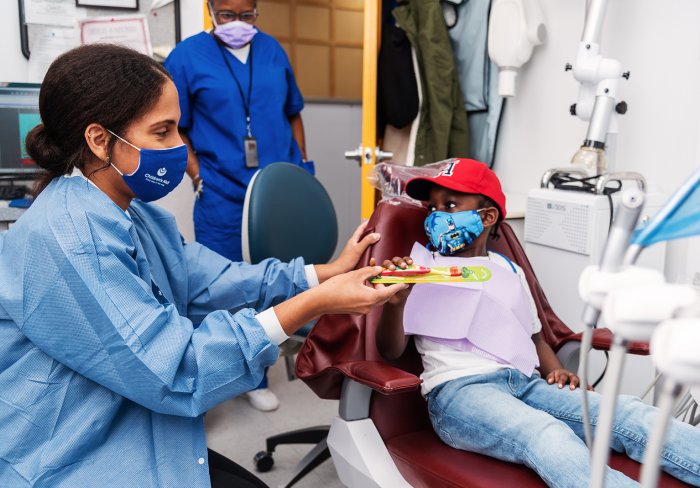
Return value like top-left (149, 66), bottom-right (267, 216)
top-left (404, 243), bottom-right (539, 376)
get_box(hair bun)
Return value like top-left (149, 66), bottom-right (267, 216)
top-left (25, 124), bottom-right (67, 174)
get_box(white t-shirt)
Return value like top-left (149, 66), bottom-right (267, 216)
top-left (412, 251), bottom-right (542, 396)
top-left (226, 44), bottom-right (251, 63)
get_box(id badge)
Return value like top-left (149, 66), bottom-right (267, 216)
top-left (244, 135), bottom-right (259, 168)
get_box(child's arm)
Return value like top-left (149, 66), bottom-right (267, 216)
top-left (372, 256), bottom-right (413, 360)
top-left (533, 333), bottom-right (581, 390)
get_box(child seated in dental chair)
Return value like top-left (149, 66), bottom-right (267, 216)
top-left (374, 158), bottom-right (700, 488)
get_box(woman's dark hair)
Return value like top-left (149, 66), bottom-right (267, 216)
top-left (26, 44), bottom-right (171, 195)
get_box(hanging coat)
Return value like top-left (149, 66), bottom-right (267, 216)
top-left (444, 0), bottom-right (505, 167)
top-left (393, 0), bottom-right (470, 166)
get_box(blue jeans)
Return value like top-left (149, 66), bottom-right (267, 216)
top-left (427, 369), bottom-right (700, 488)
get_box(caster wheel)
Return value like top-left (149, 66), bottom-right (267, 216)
top-left (254, 450), bottom-right (274, 472)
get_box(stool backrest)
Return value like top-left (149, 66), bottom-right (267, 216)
top-left (242, 163), bottom-right (338, 264)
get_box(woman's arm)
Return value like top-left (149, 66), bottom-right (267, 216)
top-left (289, 113), bottom-right (307, 161)
top-left (186, 241), bottom-right (311, 321)
top-left (186, 222), bottom-right (383, 320)
top-left (275, 266), bottom-right (406, 336)
top-left (21, 233), bottom-right (404, 418)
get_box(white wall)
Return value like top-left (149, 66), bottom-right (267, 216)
top-left (494, 0), bottom-right (700, 288)
top-left (495, 0), bottom-right (700, 198)
top-left (2, 0), bottom-right (30, 81)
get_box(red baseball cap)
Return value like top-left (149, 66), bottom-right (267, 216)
top-left (405, 158), bottom-right (507, 220)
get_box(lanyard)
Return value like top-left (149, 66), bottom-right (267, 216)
top-left (216, 37), bottom-right (254, 136)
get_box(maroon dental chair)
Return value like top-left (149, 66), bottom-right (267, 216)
top-left (295, 198), bottom-right (690, 488)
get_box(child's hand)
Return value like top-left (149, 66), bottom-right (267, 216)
top-left (369, 256), bottom-right (414, 305)
top-left (546, 369), bottom-right (581, 390)
top-left (370, 255), bottom-right (414, 271)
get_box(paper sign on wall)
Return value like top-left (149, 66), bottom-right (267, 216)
top-left (79, 15), bottom-right (152, 56)
top-left (28, 26), bottom-right (79, 82)
top-left (25, 0), bottom-right (78, 27)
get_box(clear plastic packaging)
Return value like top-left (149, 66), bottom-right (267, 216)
top-left (369, 160), bottom-right (454, 206)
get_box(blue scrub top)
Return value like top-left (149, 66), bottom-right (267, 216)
top-left (0, 175), bottom-right (310, 487)
top-left (165, 31), bottom-right (306, 204)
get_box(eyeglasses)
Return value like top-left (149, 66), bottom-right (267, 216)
top-left (213, 9), bottom-right (258, 24)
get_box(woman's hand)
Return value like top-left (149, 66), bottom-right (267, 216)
top-left (546, 368), bottom-right (581, 390)
top-left (315, 222), bottom-right (381, 282)
top-left (316, 266), bottom-right (408, 315)
top-left (274, 266), bottom-right (408, 336)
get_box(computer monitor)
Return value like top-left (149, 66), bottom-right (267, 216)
top-left (0, 82), bottom-right (41, 175)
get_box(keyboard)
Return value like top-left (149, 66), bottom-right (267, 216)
top-left (0, 185), bottom-right (28, 200)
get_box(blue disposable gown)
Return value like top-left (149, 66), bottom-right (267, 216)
top-left (165, 31), bottom-right (312, 261)
top-left (0, 175), bottom-right (310, 487)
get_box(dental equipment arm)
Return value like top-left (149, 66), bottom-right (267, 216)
top-left (568, 0), bottom-right (629, 175)
top-left (642, 316), bottom-right (700, 488)
top-left (588, 282), bottom-right (698, 488)
top-left (577, 188), bottom-right (645, 452)
top-left (488, 0), bottom-right (546, 97)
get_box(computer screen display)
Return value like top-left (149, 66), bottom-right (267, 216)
top-left (0, 83), bottom-right (41, 174)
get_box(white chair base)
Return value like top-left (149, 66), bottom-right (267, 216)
top-left (327, 417), bottom-right (411, 488)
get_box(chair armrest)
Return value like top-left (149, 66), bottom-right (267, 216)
top-left (566, 328), bottom-right (650, 355)
top-left (332, 360), bottom-right (422, 395)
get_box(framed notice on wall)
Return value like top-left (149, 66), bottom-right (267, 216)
top-left (79, 15), bottom-right (152, 56)
top-left (19, 0), bottom-right (180, 63)
top-left (76, 0), bottom-right (139, 10)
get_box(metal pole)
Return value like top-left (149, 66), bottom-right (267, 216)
top-left (589, 337), bottom-right (628, 488)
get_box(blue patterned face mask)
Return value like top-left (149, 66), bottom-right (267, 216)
top-left (424, 209), bottom-right (485, 255)
top-left (108, 130), bottom-right (188, 202)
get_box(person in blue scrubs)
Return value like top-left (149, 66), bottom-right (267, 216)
top-left (0, 44), bottom-right (405, 488)
top-left (164, 0), bottom-right (309, 263)
top-left (165, 0), bottom-right (311, 409)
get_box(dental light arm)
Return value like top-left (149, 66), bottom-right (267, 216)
top-left (568, 0), bottom-right (629, 175)
top-left (577, 189), bottom-right (645, 452)
top-left (488, 0), bottom-right (546, 97)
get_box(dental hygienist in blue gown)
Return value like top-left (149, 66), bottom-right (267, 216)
top-left (0, 44), bottom-right (405, 488)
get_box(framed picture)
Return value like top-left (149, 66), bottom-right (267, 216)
top-left (79, 15), bottom-right (152, 56)
top-left (76, 0), bottom-right (139, 10)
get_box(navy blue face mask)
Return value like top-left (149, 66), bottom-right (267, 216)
top-left (424, 209), bottom-right (485, 255)
top-left (108, 130), bottom-right (188, 202)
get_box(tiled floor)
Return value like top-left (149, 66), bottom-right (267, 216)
top-left (204, 359), bottom-right (345, 488)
